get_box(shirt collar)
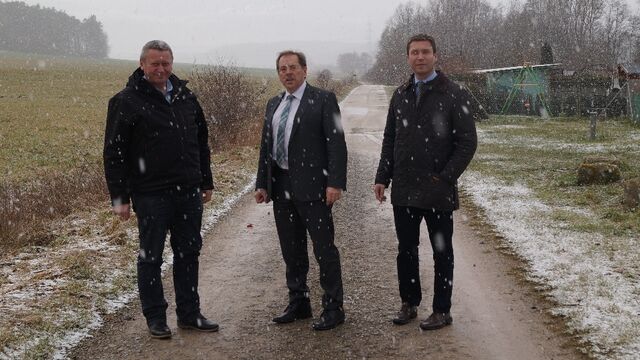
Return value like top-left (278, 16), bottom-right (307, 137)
top-left (142, 76), bottom-right (173, 93)
top-left (414, 71), bottom-right (437, 84)
top-left (286, 81), bottom-right (307, 100)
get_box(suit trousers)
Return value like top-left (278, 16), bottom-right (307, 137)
top-left (393, 205), bottom-right (454, 313)
top-left (272, 166), bottom-right (344, 310)
top-left (132, 186), bottom-right (203, 325)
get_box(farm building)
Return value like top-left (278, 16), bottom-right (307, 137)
top-left (454, 63), bottom-right (626, 118)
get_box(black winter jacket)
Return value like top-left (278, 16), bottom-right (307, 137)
top-left (103, 68), bottom-right (213, 205)
top-left (375, 72), bottom-right (477, 211)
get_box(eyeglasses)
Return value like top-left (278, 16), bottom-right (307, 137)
top-left (278, 64), bottom-right (302, 73)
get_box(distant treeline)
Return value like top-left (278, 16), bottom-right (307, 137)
top-left (0, 1), bottom-right (108, 58)
top-left (367, 0), bottom-right (640, 84)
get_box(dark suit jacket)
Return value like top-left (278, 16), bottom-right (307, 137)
top-left (256, 83), bottom-right (347, 202)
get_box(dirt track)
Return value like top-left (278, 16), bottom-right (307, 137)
top-left (71, 85), bottom-right (585, 360)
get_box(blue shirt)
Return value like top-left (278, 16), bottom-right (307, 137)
top-left (143, 75), bottom-right (173, 103)
top-left (164, 80), bottom-right (173, 104)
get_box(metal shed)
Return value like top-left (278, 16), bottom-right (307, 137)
top-left (472, 63), bottom-right (562, 116)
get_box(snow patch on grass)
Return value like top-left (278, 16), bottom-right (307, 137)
top-left (461, 171), bottom-right (640, 359)
top-left (1, 175), bottom-right (256, 359)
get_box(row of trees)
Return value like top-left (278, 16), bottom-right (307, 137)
top-left (367, 0), bottom-right (640, 84)
top-left (0, 1), bottom-right (109, 58)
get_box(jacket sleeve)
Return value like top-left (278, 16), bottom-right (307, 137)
top-left (374, 91), bottom-right (397, 187)
top-left (195, 100), bottom-right (214, 190)
top-left (103, 95), bottom-right (132, 205)
top-left (437, 86), bottom-right (477, 184)
top-left (322, 92), bottom-right (347, 190)
top-left (255, 100), bottom-right (272, 191)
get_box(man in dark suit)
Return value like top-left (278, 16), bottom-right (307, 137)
top-left (255, 50), bottom-right (347, 331)
top-left (374, 34), bottom-right (477, 330)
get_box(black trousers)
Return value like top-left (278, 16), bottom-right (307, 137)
top-left (132, 186), bottom-right (203, 325)
top-left (272, 166), bottom-right (344, 310)
top-left (393, 206), bottom-right (454, 313)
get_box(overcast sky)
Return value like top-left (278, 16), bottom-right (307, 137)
top-left (19, 0), bottom-right (639, 67)
top-left (17, 0), bottom-right (505, 64)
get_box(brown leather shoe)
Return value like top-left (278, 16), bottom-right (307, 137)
top-left (392, 303), bottom-right (418, 325)
top-left (419, 312), bottom-right (453, 330)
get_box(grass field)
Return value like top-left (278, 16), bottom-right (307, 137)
top-left (470, 115), bottom-right (639, 239)
top-left (0, 52), bottom-right (275, 184)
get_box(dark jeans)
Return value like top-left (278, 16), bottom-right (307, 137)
top-left (132, 186), bottom-right (203, 325)
top-left (272, 166), bottom-right (344, 310)
top-left (393, 206), bottom-right (454, 313)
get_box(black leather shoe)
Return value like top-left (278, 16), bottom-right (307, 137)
top-left (392, 302), bottom-right (418, 325)
top-left (148, 321), bottom-right (172, 339)
top-left (177, 313), bottom-right (219, 332)
top-left (273, 300), bottom-right (312, 324)
top-left (419, 312), bottom-right (453, 330)
top-left (312, 308), bottom-right (345, 331)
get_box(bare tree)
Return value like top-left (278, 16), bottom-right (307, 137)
top-left (601, 0), bottom-right (635, 66)
top-left (367, 0), bottom-right (640, 83)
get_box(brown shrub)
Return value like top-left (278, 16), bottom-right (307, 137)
top-left (0, 161), bottom-right (108, 252)
top-left (313, 73), bottom-right (359, 101)
top-left (190, 62), bottom-right (268, 151)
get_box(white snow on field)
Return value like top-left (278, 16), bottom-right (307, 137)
top-left (476, 128), bottom-right (640, 153)
top-left (0, 176), bottom-right (256, 360)
top-left (460, 171), bottom-right (640, 359)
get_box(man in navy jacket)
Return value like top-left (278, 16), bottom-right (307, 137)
top-left (375, 34), bottom-right (477, 330)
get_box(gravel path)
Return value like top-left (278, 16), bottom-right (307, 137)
top-left (70, 85), bottom-right (585, 360)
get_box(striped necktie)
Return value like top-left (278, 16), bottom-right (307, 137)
top-left (276, 94), bottom-right (295, 167)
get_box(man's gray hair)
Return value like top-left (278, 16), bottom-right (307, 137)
top-left (140, 40), bottom-right (173, 61)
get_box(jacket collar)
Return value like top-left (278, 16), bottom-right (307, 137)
top-left (401, 70), bottom-right (448, 94)
top-left (127, 67), bottom-right (187, 98)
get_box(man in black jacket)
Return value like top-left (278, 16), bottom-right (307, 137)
top-left (104, 40), bottom-right (218, 339)
top-left (255, 50), bottom-right (347, 331)
top-left (374, 34), bottom-right (477, 330)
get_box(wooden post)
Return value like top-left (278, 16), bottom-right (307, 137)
top-left (590, 112), bottom-right (597, 140)
top-left (626, 81), bottom-right (635, 123)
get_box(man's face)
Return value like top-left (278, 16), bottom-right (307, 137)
top-left (278, 54), bottom-right (307, 93)
top-left (407, 40), bottom-right (437, 80)
top-left (140, 49), bottom-right (173, 90)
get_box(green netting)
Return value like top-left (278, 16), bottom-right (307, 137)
top-left (632, 93), bottom-right (640, 123)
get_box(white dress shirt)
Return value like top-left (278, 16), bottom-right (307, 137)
top-left (271, 81), bottom-right (306, 169)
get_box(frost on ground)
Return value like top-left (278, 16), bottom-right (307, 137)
top-left (0, 173), bottom-right (255, 360)
top-left (460, 171), bottom-right (640, 360)
top-left (477, 128), bottom-right (640, 154)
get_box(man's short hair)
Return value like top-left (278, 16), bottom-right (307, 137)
top-left (406, 34), bottom-right (437, 55)
top-left (276, 50), bottom-right (307, 70)
top-left (140, 40), bottom-right (173, 61)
